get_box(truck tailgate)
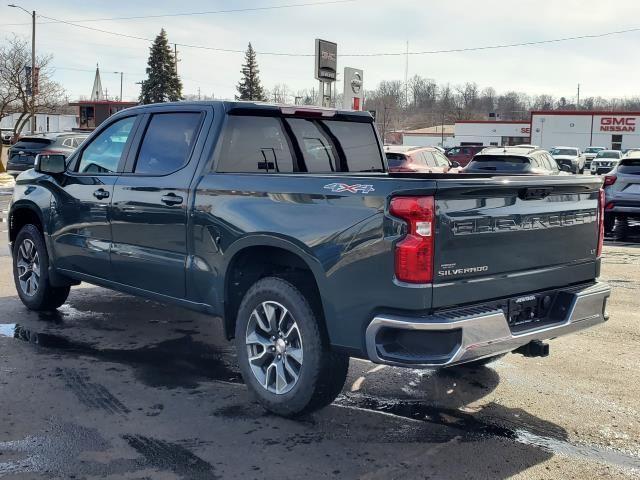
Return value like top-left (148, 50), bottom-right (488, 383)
top-left (432, 175), bottom-right (602, 308)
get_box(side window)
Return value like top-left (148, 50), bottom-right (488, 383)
top-left (422, 151), bottom-right (436, 167)
top-left (62, 138), bottom-right (73, 147)
top-left (134, 113), bottom-right (202, 175)
top-left (433, 152), bottom-right (450, 167)
top-left (448, 148), bottom-right (459, 155)
top-left (217, 116), bottom-right (294, 173)
top-left (286, 118), bottom-right (339, 172)
top-left (546, 153), bottom-right (558, 171)
top-left (461, 148), bottom-right (472, 155)
top-left (77, 116), bottom-right (136, 174)
top-left (73, 137), bottom-right (85, 148)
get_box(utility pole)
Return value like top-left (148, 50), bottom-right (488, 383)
top-left (404, 40), bottom-right (409, 107)
top-left (9, 5), bottom-right (36, 133)
top-left (197, 87), bottom-right (201, 100)
top-left (113, 72), bottom-right (123, 101)
top-left (576, 83), bottom-right (580, 109)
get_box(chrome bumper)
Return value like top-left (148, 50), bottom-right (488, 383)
top-left (366, 281), bottom-right (610, 368)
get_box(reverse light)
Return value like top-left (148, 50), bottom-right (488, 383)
top-left (390, 196), bottom-right (435, 283)
top-left (603, 175), bottom-right (617, 187)
top-left (597, 188), bottom-right (605, 257)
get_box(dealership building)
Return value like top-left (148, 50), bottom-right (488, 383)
top-left (530, 111), bottom-right (640, 151)
top-left (454, 120), bottom-right (531, 146)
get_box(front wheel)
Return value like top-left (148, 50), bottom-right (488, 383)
top-left (13, 224), bottom-right (70, 311)
top-left (235, 276), bottom-right (349, 417)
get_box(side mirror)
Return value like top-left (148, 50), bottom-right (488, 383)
top-left (451, 160), bottom-right (461, 168)
top-left (35, 154), bottom-right (66, 174)
top-left (559, 164), bottom-right (573, 173)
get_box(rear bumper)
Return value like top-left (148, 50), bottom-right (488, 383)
top-left (365, 281), bottom-right (610, 368)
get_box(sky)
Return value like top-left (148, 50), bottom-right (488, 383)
top-left (1, 0), bottom-right (639, 103)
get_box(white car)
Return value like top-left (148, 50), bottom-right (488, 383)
top-left (550, 146), bottom-right (584, 174)
top-left (583, 146), bottom-right (606, 170)
top-left (591, 150), bottom-right (623, 175)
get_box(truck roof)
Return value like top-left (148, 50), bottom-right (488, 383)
top-left (122, 100), bottom-right (374, 121)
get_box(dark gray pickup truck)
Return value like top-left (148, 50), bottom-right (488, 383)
top-left (9, 101), bottom-right (610, 416)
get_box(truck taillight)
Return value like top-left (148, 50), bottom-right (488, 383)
top-left (390, 196), bottom-right (435, 283)
top-left (597, 188), bottom-right (604, 258)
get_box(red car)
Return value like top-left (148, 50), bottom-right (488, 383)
top-left (445, 145), bottom-right (488, 167)
top-left (384, 145), bottom-right (460, 173)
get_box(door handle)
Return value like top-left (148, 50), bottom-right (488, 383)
top-left (93, 188), bottom-right (110, 200)
top-left (161, 193), bottom-right (183, 206)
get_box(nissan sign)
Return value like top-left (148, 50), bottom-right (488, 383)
top-left (315, 39), bottom-right (337, 81)
top-left (343, 67), bottom-right (364, 110)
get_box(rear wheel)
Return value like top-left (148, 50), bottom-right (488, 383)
top-left (13, 224), bottom-right (70, 311)
top-left (235, 276), bottom-right (349, 417)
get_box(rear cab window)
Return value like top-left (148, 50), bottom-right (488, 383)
top-left (216, 114), bottom-right (383, 173)
top-left (618, 159), bottom-right (640, 173)
top-left (469, 155), bottom-right (530, 171)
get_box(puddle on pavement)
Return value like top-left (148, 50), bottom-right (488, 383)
top-left (0, 323), bottom-right (242, 388)
top-left (2, 323), bottom-right (639, 473)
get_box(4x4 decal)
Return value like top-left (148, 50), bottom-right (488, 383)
top-left (323, 183), bottom-right (375, 194)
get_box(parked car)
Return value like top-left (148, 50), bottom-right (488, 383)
top-left (445, 145), bottom-right (487, 167)
top-left (464, 146), bottom-right (569, 175)
top-left (9, 101), bottom-right (609, 417)
top-left (603, 152), bottom-right (640, 233)
top-left (385, 145), bottom-right (460, 173)
top-left (6, 133), bottom-right (88, 176)
top-left (583, 146), bottom-right (606, 170)
top-left (1, 128), bottom-right (13, 144)
top-left (590, 150), bottom-right (623, 175)
top-left (550, 146), bottom-right (585, 174)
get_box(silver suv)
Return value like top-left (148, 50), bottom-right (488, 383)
top-left (603, 152), bottom-right (640, 232)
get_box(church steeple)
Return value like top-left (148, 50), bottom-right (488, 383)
top-left (90, 63), bottom-right (103, 101)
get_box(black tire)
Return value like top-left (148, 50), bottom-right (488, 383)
top-left (13, 224), bottom-right (70, 311)
top-left (453, 353), bottom-right (507, 369)
top-left (234, 276), bottom-right (349, 417)
top-left (603, 213), bottom-right (615, 234)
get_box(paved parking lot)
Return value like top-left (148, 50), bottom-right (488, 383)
top-left (0, 188), bottom-right (639, 479)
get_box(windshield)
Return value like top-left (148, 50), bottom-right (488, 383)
top-left (466, 155), bottom-right (530, 172)
top-left (585, 147), bottom-right (604, 153)
top-left (551, 148), bottom-right (578, 156)
top-left (597, 151), bottom-right (620, 159)
top-left (385, 152), bottom-right (408, 167)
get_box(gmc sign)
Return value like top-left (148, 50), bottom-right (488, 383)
top-left (600, 117), bottom-right (637, 132)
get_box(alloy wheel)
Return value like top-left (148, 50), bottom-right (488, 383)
top-left (16, 238), bottom-right (40, 297)
top-left (245, 300), bottom-right (303, 395)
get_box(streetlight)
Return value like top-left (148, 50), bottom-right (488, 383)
top-left (113, 71), bottom-right (123, 101)
top-left (8, 4), bottom-right (36, 134)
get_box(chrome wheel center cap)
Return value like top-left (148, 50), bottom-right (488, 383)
top-left (275, 338), bottom-right (287, 354)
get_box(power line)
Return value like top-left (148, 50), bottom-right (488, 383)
top-left (19, 12), bottom-right (640, 58)
top-left (0, 0), bottom-right (357, 26)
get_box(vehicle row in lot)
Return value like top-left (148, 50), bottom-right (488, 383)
top-left (549, 146), bottom-right (584, 174)
top-left (6, 132), bottom-right (88, 177)
top-left (465, 146), bottom-right (570, 175)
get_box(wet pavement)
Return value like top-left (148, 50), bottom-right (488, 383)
top-left (1, 193), bottom-right (640, 478)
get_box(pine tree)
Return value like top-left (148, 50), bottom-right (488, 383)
top-left (236, 43), bottom-right (267, 101)
top-left (139, 29), bottom-right (183, 104)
